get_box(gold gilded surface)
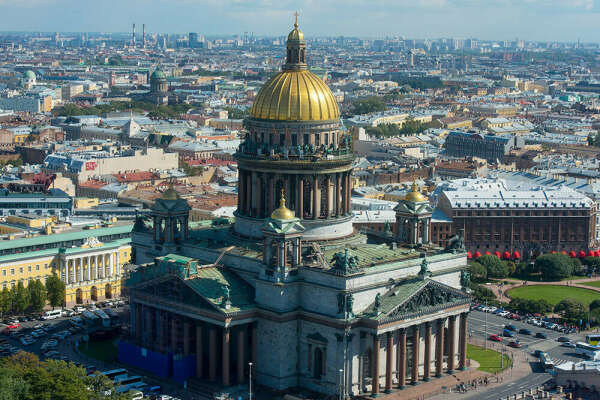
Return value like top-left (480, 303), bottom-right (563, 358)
top-left (288, 27), bottom-right (304, 41)
top-left (271, 190), bottom-right (295, 220)
top-left (250, 70), bottom-right (340, 121)
top-left (404, 181), bottom-right (427, 202)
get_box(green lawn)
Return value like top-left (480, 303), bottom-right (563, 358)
top-left (467, 344), bottom-right (511, 373)
top-left (582, 281), bottom-right (600, 289)
top-left (507, 285), bottom-right (600, 306)
top-left (78, 338), bottom-right (119, 362)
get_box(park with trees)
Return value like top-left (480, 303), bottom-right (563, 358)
top-left (468, 252), bottom-right (600, 325)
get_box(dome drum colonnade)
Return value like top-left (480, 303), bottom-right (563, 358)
top-left (234, 16), bottom-right (355, 240)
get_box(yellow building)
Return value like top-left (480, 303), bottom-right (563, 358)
top-left (0, 223), bottom-right (132, 306)
top-left (74, 198), bottom-right (100, 209)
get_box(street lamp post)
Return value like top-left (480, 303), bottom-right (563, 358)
top-left (484, 300), bottom-right (488, 350)
top-left (249, 362), bottom-right (253, 400)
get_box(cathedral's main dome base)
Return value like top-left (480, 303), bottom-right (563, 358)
top-left (233, 213), bottom-right (354, 241)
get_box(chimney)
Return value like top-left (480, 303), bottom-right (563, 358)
top-left (132, 23), bottom-right (136, 47)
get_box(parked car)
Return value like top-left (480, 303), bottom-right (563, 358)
top-left (508, 341), bottom-right (522, 348)
top-left (557, 336), bottom-right (570, 342)
top-left (503, 329), bottom-right (515, 337)
top-left (519, 328), bottom-right (532, 335)
top-left (505, 324), bottom-right (517, 331)
top-left (489, 334), bottom-right (503, 342)
top-left (561, 341), bottom-right (576, 348)
top-left (536, 332), bottom-right (547, 339)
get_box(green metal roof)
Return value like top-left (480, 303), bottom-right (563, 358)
top-left (186, 267), bottom-right (254, 314)
top-left (364, 278), bottom-right (428, 319)
top-left (0, 224), bottom-right (133, 252)
top-left (0, 237), bottom-right (131, 264)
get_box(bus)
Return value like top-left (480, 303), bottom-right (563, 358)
top-left (575, 342), bottom-right (600, 360)
top-left (42, 310), bottom-right (63, 320)
top-left (103, 308), bottom-right (119, 325)
top-left (586, 335), bottom-right (600, 346)
top-left (100, 368), bottom-right (128, 382)
top-left (539, 352), bottom-right (554, 370)
top-left (93, 309), bottom-right (111, 328)
top-left (115, 376), bottom-right (145, 394)
top-left (114, 375), bottom-right (143, 386)
top-left (81, 310), bottom-right (100, 326)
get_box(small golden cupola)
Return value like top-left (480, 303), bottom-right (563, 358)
top-left (404, 181), bottom-right (427, 203)
top-left (270, 190), bottom-right (295, 220)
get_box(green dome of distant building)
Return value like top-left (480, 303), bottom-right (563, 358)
top-left (23, 70), bottom-right (36, 80)
top-left (150, 69), bottom-right (167, 81)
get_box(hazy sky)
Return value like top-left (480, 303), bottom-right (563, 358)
top-left (0, 0), bottom-right (598, 42)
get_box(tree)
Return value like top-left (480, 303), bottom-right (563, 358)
top-left (45, 275), bottom-right (65, 309)
top-left (351, 96), bottom-right (387, 115)
top-left (0, 352), bottom-right (128, 400)
top-left (554, 298), bottom-right (586, 322)
top-left (0, 287), bottom-right (11, 317)
top-left (470, 282), bottom-right (495, 303)
top-left (12, 282), bottom-right (29, 314)
top-left (27, 280), bottom-right (47, 313)
top-left (582, 256), bottom-right (600, 274)
top-left (468, 262), bottom-right (487, 282)
top-left (590, 299), bottom-right (600, 322)
top-left (535, 254), bottom-right (574, 281)
top-left (505, 261), bottom-right (517, 276)
top-left (476, 255), bottom-right (509, 279)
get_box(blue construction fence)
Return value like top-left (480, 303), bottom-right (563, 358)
top-left (118, 341), bottom-right (196, 382)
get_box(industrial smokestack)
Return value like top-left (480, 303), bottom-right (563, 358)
top-left (132, 23), bottom-right (136, 47)
top-left (142, 24), bottom-right (146, 48)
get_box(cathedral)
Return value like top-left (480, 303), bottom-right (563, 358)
top-left (124, 18), bottom-right (471, 398)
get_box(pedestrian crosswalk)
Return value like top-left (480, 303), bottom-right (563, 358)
top-left (550, 358), bottom-right (571, 366)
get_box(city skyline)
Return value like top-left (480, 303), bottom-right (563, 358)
top-left (0, 0), bottom-right (598, 42)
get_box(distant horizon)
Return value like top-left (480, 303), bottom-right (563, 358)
top-left (0, 0), bottom-right (598, 42)
top-left (0, 31), bottom-right (596, 45)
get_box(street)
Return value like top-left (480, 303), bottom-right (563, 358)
top-left (466, 310), bottom-right (589, 399)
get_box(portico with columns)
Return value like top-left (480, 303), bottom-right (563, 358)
top-left (357, 279), bottom-right (470, 395)
top-left (59, 239), bottom-right (130, 305)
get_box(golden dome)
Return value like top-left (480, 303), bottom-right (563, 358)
top-left (404, 181), bottom-right (427, 203)
top-left (250, 69), bottom-right (339, 121)
top-left (288, 27), bottom-right (304, 41)
top-left (271, 191), bottom-right (295, 220)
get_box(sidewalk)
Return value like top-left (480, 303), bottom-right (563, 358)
top-left (427, 339), bottom-right (534, 400)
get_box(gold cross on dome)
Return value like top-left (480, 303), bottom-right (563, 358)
top-left (294, 11), bottom-right (299, 27)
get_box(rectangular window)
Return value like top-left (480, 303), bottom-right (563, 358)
top-left (280, 133), bottom-right (285, 145)
top-left (36, 265), bottom-right (40, 270)
top-left (304, 134), bottom-right (309, 145)
top-left (324, 133), bottom-right (329, 145)
top-left (28, 266), bottom-right (32, 272)
top-left (10, 269), bottom-right (14, 275)
top-left (2, 270), bottom-right (5, 276)
top-left (19, 267), bottom-right (23, 273)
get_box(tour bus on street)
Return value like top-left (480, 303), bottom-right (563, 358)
top-left (586, 334), bottom-right (600, 346)
top-left (576, 342), bottom-right (600, 360)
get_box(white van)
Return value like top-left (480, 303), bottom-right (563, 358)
top-left (42, 310), bottom-right (62, 320)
